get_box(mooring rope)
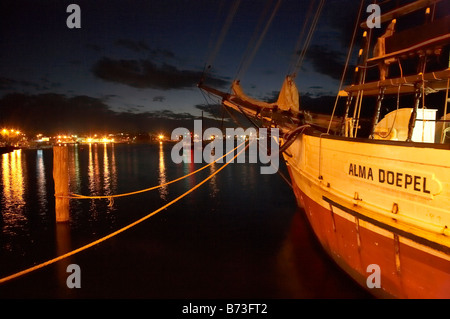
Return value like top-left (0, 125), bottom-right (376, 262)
top-left (62, 140), bottom-right (246, 200)
top-left (0, 141), bottom-right (252, 285)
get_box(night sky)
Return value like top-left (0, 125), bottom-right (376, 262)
top-left (0, 0), bottom-right (405, 134)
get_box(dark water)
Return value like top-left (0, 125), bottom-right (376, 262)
top-left (0, 143), bottom-right (371, 298)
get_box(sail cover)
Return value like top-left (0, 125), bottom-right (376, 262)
top-left (230, 75), bottom-right (300, 112)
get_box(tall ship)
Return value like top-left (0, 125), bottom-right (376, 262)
top-left (199, 0), bottom-right (450, 298)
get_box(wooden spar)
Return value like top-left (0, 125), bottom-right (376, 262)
top-left (367, 34), bottom-right (450, 65)
top-left (197, 81), bottom-right (228, 99)
top-left (343, 68), bottom-right (450, 96)
top-left (53, 146), bottom-right (70, 222)
top-left (198, 81), bottom-right (343, 134)
top-left (360, 0), bottom-right (442, 28)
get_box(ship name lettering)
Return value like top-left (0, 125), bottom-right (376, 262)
top-left (348, 163), bottom-right (374, 180)
top-left (348, 164), bottom-right (431, 194)
top-left (378, 169), bottom-right (430, 194)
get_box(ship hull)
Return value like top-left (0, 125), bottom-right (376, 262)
top-left (284, 133), bottom-right (450, 298)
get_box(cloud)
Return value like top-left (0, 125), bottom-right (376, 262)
top-left (0, 77), bottom-right (16, 91)
top-left (322, 0), bottom-right (363, 47)
top-left (151, 109), bottom-right (196, 120)
top-left (0, 76), bottom-right (60, 92)
top-left (0, 93), bottom-right (201, 134)
top-left (86, 43), bottom-right (103, 52)
top-left (102, 94), bottom-right (120, 100)
top-left (304, 45), bottom-right (348, 81)
top-left (195, 104), bottom-right (223, 119)
top-left (195, 104), bottom-right (235, 126)
top-left (92, 57), bottom-right (228, 90)
top-left (150, 48), bottom-right (175, 59)
top-left (262, 91), bottom-right (280, 103)
top-left (115, 39), bottom-right (176, 60)
top-left (300, 94), bottom-right (342, 114)
top-left (153, 96), bottom-right (165, 102)
top-left (115, 39), bottom-right (150, 53)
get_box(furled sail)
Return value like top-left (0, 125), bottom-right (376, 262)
top-left (231, 80), bottom-right (276, 109)
top-left (276, 75), bottom-right (299, 112)
top-left (230, 75), bottom-right (300, 112)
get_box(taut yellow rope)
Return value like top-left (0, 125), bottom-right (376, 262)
top-left (62, 140), bottom-right (246, 200)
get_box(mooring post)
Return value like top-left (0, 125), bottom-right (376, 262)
top-left (53, 145), bottom-right (70, 222)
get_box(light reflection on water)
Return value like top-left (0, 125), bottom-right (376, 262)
top-left (36, 149), bottom-right (47, 214)
top-left (78, 143), bottom-right (118, 221)
top-left (0, 143), bottom-right (370, 298)
top-left (103, 143), bottom-right (110, 193)
top-left (208, 161), bottom-right (218, 198)
top-left (88, 143), bottom-right (101, 196)
top-left (158, 142), bottom-right (168, 200)
top-left (1, 150), bottom-right (27, 236)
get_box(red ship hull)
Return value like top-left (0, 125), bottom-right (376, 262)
top-left (287, 166), bottom-right (450, 298)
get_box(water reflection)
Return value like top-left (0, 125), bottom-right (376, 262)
top-left (88, 144), bottom-right (101, 195)
top-left (158, 143), bottom-right (168, 200)
top-left (103, 143), bottom-right (110, 194)
top-left (0, 144), bottom-right (368, 298)
top-left (110, 143), bottom-right (117, 192)
top-left (275, 211), bottom-right (371, 298)
top-left (209, 162), bottom-right (219, 198)
top-left (55, 222), bottom-right (74, 296)
top-left (68, 145), bottom-right (81, 195)
top-left (183, 148), bottom-right (195, 190)
top-left (65, 145), bottom-right (120, 200)
top-left (88, 144), bottom-right (98, 218)
top-left (1, 150), bottom-right (26, 235)
top-left (36, 150), bottom-right (47, 214)
top-left (84, 143), bottom-right (118, 217)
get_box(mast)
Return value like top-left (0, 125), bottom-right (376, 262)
top-left (199, 0), bottom-right (449, 142)
top-left (342, 0), bottom-right (450, 141)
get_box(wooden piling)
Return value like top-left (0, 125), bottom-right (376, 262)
top-left (53, 146), bottom-right (70, 222)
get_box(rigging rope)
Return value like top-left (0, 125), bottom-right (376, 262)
top-left (235, 0), bottom-right (283, 81)
top-left (0, 141), bottom-right (252, 285)
top-left (291, 0), bottom-right (325, 75)
top-left (373, 60), bottom-right (403, 139)
top-left (62, 140), bottom-right (246, 200)
top-left (327, 0), bottom-right (365, 134)
top-left (441, 78), bottom-right (450, 143)
top-left (205, 0), bottom-right (241, 72)
top-left (204, 0), bottom-right (226, 64)
top-left (287, 0), bottom-right (316, 75)
top-left (198, 86), bottom-right (222, 123)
